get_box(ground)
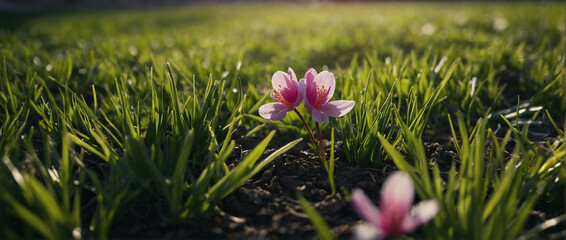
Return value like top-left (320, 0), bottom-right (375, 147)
top-left (106, 126), bottom-right (562, 239)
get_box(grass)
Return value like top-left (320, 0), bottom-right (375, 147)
top-left (0, 2), bottom-right (564, 239)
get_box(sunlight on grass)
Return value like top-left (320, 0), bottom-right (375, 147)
top-left (0, 2), bottom-right (564, 239)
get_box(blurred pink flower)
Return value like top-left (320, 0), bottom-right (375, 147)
top-left (259, 68), bottom-right (303, 121)
top-left (299, 68), bottom-right (355, 123)
top-left (351, 171), bottom-right (439, 239)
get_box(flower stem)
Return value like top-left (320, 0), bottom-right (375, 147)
top-left (293, 109), bottom-right (317, 147)
top-left (315, 122), bottom-right (327, 164)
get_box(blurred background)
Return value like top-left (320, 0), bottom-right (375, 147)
top-left (1, 0), bottom-right (561, 11)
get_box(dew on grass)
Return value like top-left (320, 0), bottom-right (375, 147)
top-left (493, 17), bottom-right (508, 32)
top-left (202, 58), bottom-right (210, 68)
top-left (72, 227), bottom-right (81, 240)
top-left (173, 49), bottom-right (182, 59)
top-left (469, 77), bottom-right (477, 96)
top-left (45, 64), bottom-right (53, 71)
top-left (48, 167), bottom-right (60, 182)
top-left (33, 56), bottom-right (41, 65)
top-left (128, 45), bottom-right (138, 56)
top-left (434, 56), bottom-right (447, 73)
top-left (420, 23), bottom-right (435, 36)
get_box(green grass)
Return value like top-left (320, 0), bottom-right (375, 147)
top-left (0, 2), bottom-right (564, 239)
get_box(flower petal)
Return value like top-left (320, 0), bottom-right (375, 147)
top-left (258, 102), bottom-right (291, 121)
top-left (305, 68), bottom-right (317, 82)
top-left (270, 91), bottom-right (279, 102)
top-left (311, 108), bottom-right (329, 123)
top-left (304, 100), bottom-right (313, 115)
top-left (272, 71), bottom-right (291, 90)
top-left (320, 100), bottom-right (355, 117)
top-left (288, 67), bottom-right (298, 82)
top-left (299, 78), bottom-right (311, 113)
top-left (292, 76), bottom-right (303, 106)
top-left (354, 223), bottom-right (382, 240)
top-left (299, 78), bottom-right (306, 100)
top-left (313, 71), bottom-right (335, 104)
top-left (288, 67), bottom-right (301, 106)
top-left (380, 171), bottom-right (414, 217)
top-left (351, 189), bottom-right (381, 227)
top-left (272, 70), bottom-right (299, 106)
top-left (305, 68), bottom-right (318, 106)
top-left (402, 200), bottom-right (440, 233)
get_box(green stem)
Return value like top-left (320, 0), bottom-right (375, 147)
top-left (315, 122), bottom-right (327, 165)
top-left (294, 109), bottom-right (317, 147)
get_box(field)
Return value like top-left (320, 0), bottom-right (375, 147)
top-left (0, 2), bottom-right (565, 239)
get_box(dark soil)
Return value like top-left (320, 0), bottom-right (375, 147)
top-left (158, 131), bottom-right (450, 239)
top-left (219, 145), bottom-right (386, 239)
top-left (108, 132), bottom-right (392, 239)
top-left (109, 122), bottom-right (563, 239)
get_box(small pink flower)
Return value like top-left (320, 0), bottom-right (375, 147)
top-left (351, 171), bottom-right (439, 239)
top-left (299, 68), bottom-right (355, 123)
top-left (259, 68), bottom-right (303, 121)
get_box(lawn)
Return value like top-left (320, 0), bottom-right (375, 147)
top-left (0, 2), bottom-right (564, 239)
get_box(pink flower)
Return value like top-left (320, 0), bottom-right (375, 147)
top-left (259, 68), bottom-right (303, 121)
top-left (299, 68), bottom-right (355, 123)
top-left (351, 171), bottom-right (439, 239)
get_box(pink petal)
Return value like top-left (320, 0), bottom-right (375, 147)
top-left (288, 67), bottom-right (298, 82)
top-left (280, 87), bottom-right (299, 106)
top-left (351, 189), bottom-right (381, 227)
top-left (300, 78), bottom-right (313, 114)
top-left (258, 102), bottom-right (292, 121)
top-left (354, 223), bottom-right (382, 240)
top-left (305, 68), bottom-right (317, 82)
top-left (402, 200), bottom-right (440, 233)
top-left (271, 71), bottom-right (291, 90)
top-left (293, 91), bottom-right (303, 107)
top-left (288, 68), bottom-right (301, 106)
top-left (305, 68), bottom-right (318, 106)
top-left (292, 78), bottom-right (303, 107)
top-left (313, 71), bottom-right (335, 105)
top-left (299, 78), bottom-right (308, 109)
top-left (311, 108), bottom-right (329, 123)
top-left (270, 91), bottom-right (279, 102)
top-left (380, 171), bottom-right (414, 218)
top-left (304, 99), bottom-right (314, 115)
top-left (272, 70), bottom-right (299, 106)
top-left (271, 89), bottom-right (298, 107)
top-left (320, 100), bottom-right (355, 117)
